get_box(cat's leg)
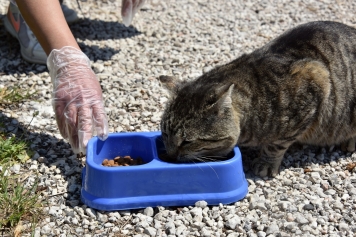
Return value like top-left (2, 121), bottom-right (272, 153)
top-left (341, 137), bottom-right (356, 152)
top-left (252, 141), bottom-right (293, 177)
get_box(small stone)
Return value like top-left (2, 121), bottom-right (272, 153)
top-left (201, 227), bottom-right (212, 237)
top-left (97, 212), bottom-right (108, 222)
top-left (85, 208), bottom-right (97, 219)
top-left (266, 223), bottom-right (279, 235)
top-left (195, 200), bottom-right (208, 208)
top-left (190, 207), bottom-right (203, 217)
top-left (257, 231), bottom-right (267, 237)
top-left (295, 214), bottom-right (309, 225)
top-left (71, 218), bottom-right (79, 225)
top-left (176, 225), bottom-right (187, 235)
top-left (143, 207), bottom-right (154, 217)
top-left (225, 216), bottom-right (241, 229)
top-left (303, 204), bottom-right (314, 211)
top-left (10, 164), bottom-right (21, 174)
top-left (192, 221), bottom-right (204, 229)
top-left (310, 172), bottom-right (321, 183)
top-left (284, 222), bottom-right (297, 231)
top-left (165, 221), bottom-right (176, 235)
top-left (278, 201), bottom-right (291, 211)
top-left (40, 224), bottom-right (52, 235)
top-left (144, 227), bottom-right (157, 236)
top-left (338, 222), bottom-right (349, 232)
top-left (325, 189), bottom-right (336, 195)
top-left (286, 213), bottom-right (295, 222)
top-left (333, 201), bottom-right (344, 210)
top-left (38, 157), bottom-right (47, 163)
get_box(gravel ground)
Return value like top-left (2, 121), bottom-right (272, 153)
top-left (1, 0), bottom-right (356, 236)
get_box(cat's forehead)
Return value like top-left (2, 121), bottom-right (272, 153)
top-left (162, 101), bottom-right (197, 128)
top-left (165, 98), bottom-right (203, 122)
top-left (172, 85), bottom-right (212, 111)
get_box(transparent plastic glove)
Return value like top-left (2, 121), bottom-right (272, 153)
top-left (47, 46), bottom-right (109, 154)
top-left (121, 0), bottom-right (146, 27)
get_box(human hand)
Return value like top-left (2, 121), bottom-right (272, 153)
top-left (47, 46), bottom-right (109, 154)
top-left (121, 0), bottom-right (146, 27)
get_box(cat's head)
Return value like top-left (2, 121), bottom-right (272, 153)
top-left (159, 75), bottom-right (240, 163)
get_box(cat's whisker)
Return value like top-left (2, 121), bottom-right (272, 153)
top-left (198, 157), bottom-right (215, 162)
top-left (194, 156), bottom-right (219, 179)
top-left (202, 155), bottom-right (226, 158)
top-left (191, 159), bottom-right (204, 172)
top-left (207, 163), bottom-right (219, 179)
top-left (199, 155), bottom-right (227, 162)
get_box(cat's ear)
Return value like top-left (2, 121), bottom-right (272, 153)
top-left (207, 84), bottom-right (234, 116)
top-left (158, 75), bottom-right (181, 97)
top-left (216, 84), bottom-right (234, 109)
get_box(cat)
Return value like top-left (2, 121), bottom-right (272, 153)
top-left (159, 21), bottom-right (356, 177)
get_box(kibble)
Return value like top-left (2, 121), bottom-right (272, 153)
top-left (102, 156), bottom-right (144, 167)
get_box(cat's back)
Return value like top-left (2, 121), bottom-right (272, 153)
top-left (262, 21), bottom-right (356, 60)
top-left (244, 21), bottom-right (356, 146)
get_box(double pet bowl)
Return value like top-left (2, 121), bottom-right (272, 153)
top-left (81, 131), bottom-right (248, 211)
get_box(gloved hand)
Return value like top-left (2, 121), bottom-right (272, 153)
top-left (47, 46), bottom-right (109, 154)
top-left (121, 0), bottom-right (146, 27)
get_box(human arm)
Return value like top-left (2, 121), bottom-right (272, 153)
top-left (15, 0), bottom-right (79, 54)
top-left (15, 0), bottom-right (145, 154)
top-left (16, 0), bottom-right (108, 154)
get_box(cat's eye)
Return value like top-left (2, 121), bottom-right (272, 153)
top-left (199, 138), bottom-right (225, 142)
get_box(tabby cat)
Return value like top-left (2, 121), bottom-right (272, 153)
top-left (159, 21), bottom-right (356, 177)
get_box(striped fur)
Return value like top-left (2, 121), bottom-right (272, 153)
top-left (160, 21), bottom-right (356, 177)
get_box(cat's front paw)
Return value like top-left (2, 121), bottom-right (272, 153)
top-left (341, 138), bottom-right (356, 152)
top-left (252, 159), bottom-right (280, 177)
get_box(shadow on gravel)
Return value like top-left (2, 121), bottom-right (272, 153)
top-left (0, 110), bottom-right (85, 208)
top-left (0, 17), bottom-right (139, 74)
top-left (240, 143), bottom-right (353, 180)
top-left (70, 18), bottom-right (142, 41)
top-left (78, 42), bottom-right (121, 62)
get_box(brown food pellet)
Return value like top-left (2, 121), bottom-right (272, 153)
top-left (108, 160), bottom-right (115, 166)
top-left (123, 156), bottom-right (132, 163)
top-left (102, 155), bottom-right (146, 167)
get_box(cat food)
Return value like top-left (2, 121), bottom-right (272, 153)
top-left (102, 156), bottom-right (144, 167)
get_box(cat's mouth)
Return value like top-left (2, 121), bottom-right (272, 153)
top-left (161, 149), bottom-right (234, 163)
top-left (178, 155), bottom-right (231, 163)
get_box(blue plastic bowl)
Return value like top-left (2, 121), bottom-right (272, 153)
top-left (81, 131), bottom-right (248, 211)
